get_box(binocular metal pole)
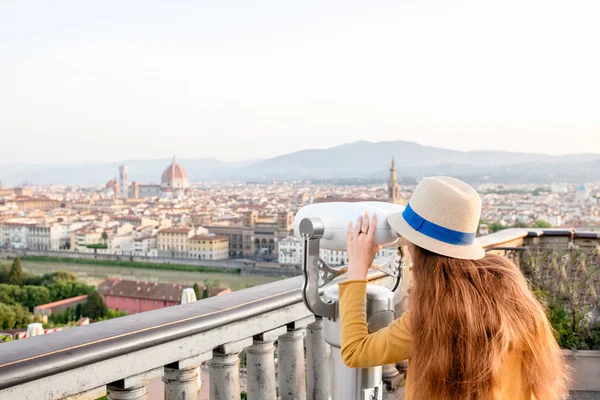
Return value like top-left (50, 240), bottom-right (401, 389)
top-left (300, 218), bottom-right (398, 400)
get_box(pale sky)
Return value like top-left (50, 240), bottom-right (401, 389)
top-left (1, 0), bottom-right (599, 164)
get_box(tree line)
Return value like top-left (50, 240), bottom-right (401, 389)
top-left (0, 257), bottom-right (117, 331)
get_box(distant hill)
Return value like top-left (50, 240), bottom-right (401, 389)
top-left (1, 141), bottom-right (599, 185)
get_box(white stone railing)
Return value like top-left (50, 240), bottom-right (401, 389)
top-left (0, 228), bottom-right (597, 400)
top-left (0, 269), bottom-right (397, 400)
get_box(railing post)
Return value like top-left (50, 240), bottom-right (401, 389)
top-left (163, 352), bottom-right (211, 400)
top-left (246, 327), bottom-right (286, 400)
top-left (209, 338), bottom-right (252, 400)
top-left (306, 318), bottom-right (331, 400)
top-left (107, 367), bottom-right (163, 400)
top-left (278, 317), bottom-right (314, 400)
top-left (163, 367), bottom-right (199, 400)
top-left (382, 363), bottom-right (402, 390)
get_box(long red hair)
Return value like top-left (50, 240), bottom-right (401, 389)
top-left (407, 246), bottom-right (570, 400)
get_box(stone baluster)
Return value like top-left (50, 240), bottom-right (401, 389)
top-left (396, 360), bottom-right (408, 378)
top-left (382, 363), bottom-right (402, 390)
top-left (163, 352), bottom-right (211, 400)
top-left (246, 326), bottom-right (286, 400)
top-left (278, 316), bottom-right (314, 400)
top-left (208, 338), bottom-right (252, 400)
top-left (306, 318), bottom-right (331, 400)
top-left (107, 368), bottom-right (163, 400)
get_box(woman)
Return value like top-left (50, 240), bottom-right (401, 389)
top-left (340, 176), bottom-right (569, 400)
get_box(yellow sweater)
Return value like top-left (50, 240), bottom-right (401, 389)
top-left (339, 280), bottom-right (531, 400)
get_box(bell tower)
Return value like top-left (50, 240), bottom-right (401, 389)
top-left (387, 158), bottom-right (404, 205)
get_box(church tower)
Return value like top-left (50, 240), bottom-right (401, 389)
top-left (387, 158), bottom-right (404, 205)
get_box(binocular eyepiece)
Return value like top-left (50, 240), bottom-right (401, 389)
top-left (294, 201), bottom-right (405, 250)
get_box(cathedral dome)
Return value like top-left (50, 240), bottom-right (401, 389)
top-left (105, 178), bottom-right (117, 190)
top-left (161, 156), bottom-right (189, 190)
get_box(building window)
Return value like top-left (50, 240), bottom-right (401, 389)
top-left (153, 300), bottom-right (157, 306)
top-left (144, 299), bottom-right (147, 304)
top-left (124, 297), bottom-right (128, 303)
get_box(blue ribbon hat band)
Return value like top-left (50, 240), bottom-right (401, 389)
top-left (402, 203), bottom-right (476, 246)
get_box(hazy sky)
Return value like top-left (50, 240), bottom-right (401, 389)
top-left (1, 0), bottom-right (599, 164)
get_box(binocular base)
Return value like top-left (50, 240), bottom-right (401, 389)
top-left (331, 347), bottom-right (383, 400)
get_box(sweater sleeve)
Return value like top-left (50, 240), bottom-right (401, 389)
top-left (339, 280), bottom-right (412, 368)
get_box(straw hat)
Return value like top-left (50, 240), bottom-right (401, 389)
top-left (388, 176), bottom-right (485, 260)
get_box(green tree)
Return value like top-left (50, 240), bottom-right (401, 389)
top-left (0, 284), bottom-right (53, 311)
top-left (0, 303), bottom-right (32, 329)
top-left (0, 263), bottom-right (10, 284)
top-left (101, 231), bottom-right (109, 244)
top-left (75, 303), bottom-right (83, 320)
top-left (202, 279), bottom-right (210, 299)
top-left (82, 291), bottom-right (108, 320)
top-left (97, 309), bottom-right (128, 321)
top-left (0, 333), bottom-right (13, 343)
top-left (22, 285), bottom-right (52, 310)
top-left (193, 283), bottom-right (201, 300)
top-left (523, 248), bottom-right (600, 350)
top-left (7, 257), bottom-right (25, 285)
top-left (47, 281), bottom-right (94, 302)
top-left (532, 220), bottom-right (552, 228)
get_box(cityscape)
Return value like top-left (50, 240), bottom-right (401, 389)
top-left (1, 156), bottom-right (598, 266)
top-left (2, 0), bottom-right (600, 399)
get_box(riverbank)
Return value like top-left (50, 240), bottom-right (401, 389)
top-left (0, 249), bottom-right (302, 278)
top-left (14, 255), bottom-right (242, 275)
top-left (20, 260), bottom-right (281, 290)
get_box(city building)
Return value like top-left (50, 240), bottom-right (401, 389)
top-left (188, 235), bottom-right (229, 260)
top-left (125, 156), bottom-right (190, 199)
top-left (33, 295), bottom-right (89, 317)
top-left (28, 224), bottom-right (65, 251)
top-left (278, 236), bottom-right (303, 265)
top-left (97, 278), bottom-right (231, 314)
top-left (121, 236), bottom-right (158, 257)
top-left (9, 224), bottom-right (34, 249)
top-left (0, 224), bottom-right (9, 248)
top-left (130, 181), bottom-right (139, 199)
top-left (119, 165), bottom-right (129, 200)
top-left (161, 155), bottom-right (190, 195)
top-left (575, 184), bottom-right (589, 205)
top-left (388, 158), bottom-right (405, 205)
top-left (71, 229), bottom-right (102, 252)
top-left (0, 196), bottom-right (61, 211)
top-left (98, 279), bottom-right (189, 314)
top-left (278, 235), bottom-right (397, 267)
top-left (207, 211), bottom-right (294, 258)
top-left (157, 227), bottom-right (195, 258)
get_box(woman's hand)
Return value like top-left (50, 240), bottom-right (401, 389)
top-left (346, 212), bottom-right (382, 281)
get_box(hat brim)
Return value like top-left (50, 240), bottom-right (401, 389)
top-left (388, 212), bottom-right (485, 260)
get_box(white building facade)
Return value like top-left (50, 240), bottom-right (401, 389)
top-left (278, 236), bottom-right (398, 267)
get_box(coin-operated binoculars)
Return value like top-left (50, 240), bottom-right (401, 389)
top-left (295, 202), bottom-right (405, 400)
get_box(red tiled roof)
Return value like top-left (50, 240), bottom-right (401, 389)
top-left (97, 278), bottom-right (190, 301)
top-left (34, 295), bottom-right (88, 309)
top-left (313, 197), bottom-right (383, 204)
top-left (159, 227), bottom-right (191, 234)
top-left (189, 235), bottom-right (229, 241)
top-left (161, 162), bottom-right (189, 183)
top-left (117, 216), bottom-right (141, 221)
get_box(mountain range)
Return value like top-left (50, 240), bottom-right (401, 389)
top-left (2, 141), bottom-right (599, 185)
